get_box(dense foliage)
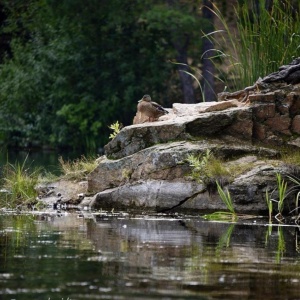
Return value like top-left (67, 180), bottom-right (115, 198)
top-left (0, 0), bottom-right (299, 152)
top-left (0, 0), bottom-right (205, 151)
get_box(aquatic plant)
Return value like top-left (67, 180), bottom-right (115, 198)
top-left (265, 189), bottom-right (273, 224)
top-left (203, 181), bottom-right (237, 222)
top-left (276, 226), bottom-right (286, 264)
top-left (281, 172), bottom-right (300, 223)
top-left (203, 211), bottom-right (237, 222)
top-left (265, 224), bottom-right (272, 246)
top-left (275, 173), bottom-right (287, 222)
top-left (216, 181), bottom-right (235, 214)
top-left (1, 156), bottom-right (41, 208)
top-left (265, 225), bottom-right (286, 263)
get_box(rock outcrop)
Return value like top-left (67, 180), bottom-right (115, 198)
top-left (82, 79), bottom-right (300, 214)
top-left (52, 60), bottom-right (300, 214)
top-left (104, 105), bottom-right (253, 160)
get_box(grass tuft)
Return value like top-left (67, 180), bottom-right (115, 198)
top-left (204, 0), bottom-right (300, 91)
top-left (186, 150), bottom-right (230, 185)
top-left (0, 156), bottom-right (41, 209)
top-left (58, 155), bottom-right (98, 181)
top-left (203, 181), bottom-right (237, 222)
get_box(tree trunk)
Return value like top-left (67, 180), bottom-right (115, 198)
top-left (167, 0), bottom-right (196, 104)
top-left (175, 46), bottom-right (196, 104)
top-left (201, 0), bottom-right (216, 102)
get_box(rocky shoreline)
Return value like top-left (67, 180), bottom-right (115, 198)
top-left (39, 60), bottom-right (300, 214)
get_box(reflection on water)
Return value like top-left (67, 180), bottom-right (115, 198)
top-left (0, 212), bottom-right (300, 300)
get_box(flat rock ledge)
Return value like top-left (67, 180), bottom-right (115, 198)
top-left (40, 79), bottom-right (300, 214)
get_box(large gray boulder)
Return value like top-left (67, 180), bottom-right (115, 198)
top-left (88, 140), bottom-right (278, 194)
top-left (87, 157), bottom-right (291, 214)
top-left (82, 79), bottom-right (300, 213)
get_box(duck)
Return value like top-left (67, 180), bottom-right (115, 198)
top-left (133, 95), bottom-right (169, 124)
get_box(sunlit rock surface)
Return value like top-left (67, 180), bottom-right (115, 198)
top-left (104, 107), bottom-right (253, 160)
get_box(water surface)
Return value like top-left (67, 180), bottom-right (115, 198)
top-left (0, 149), bottom-right (88, 175)
top-left (0, 212), bottom-right (300, 300)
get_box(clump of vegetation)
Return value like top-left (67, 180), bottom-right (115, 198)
top-left (286, 173), bottom-right (300, 218)
top-left (204, 181), bottom-right (237, 222)
top-left (265, 173), bottom-right (288, 223)
top-left (186, 150), bottom-right (256, 189)
top-left (281, 149), bottom-right (300, 167)
top-left (226, 160), bottom-right (256, 178)
top-left (186, 150), bottom-right (291, 223)
top-left (206, 0), bottom-right (300, 91)
top-left (0, 157), bottom-right (41, 209)
top-left (186, 150), bottom-right (230, 185)
top-left (275, 173), bottom-right (287, 222)
top-left (58, 156), bottom-right (98, 181)
top-left (0, 154), bottom-right (98, 210)
top-left (108, 121), bottom-right (122, 140)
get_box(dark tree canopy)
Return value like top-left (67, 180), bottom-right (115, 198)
top-left (0, 0), bottom-right (212, 151)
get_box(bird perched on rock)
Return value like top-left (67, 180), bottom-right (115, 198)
top-left (133, 94), bottom-right (169, 124)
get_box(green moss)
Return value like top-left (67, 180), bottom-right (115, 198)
top-left (122, 169), bottom-right (133, 180)
top-left (281, 149), bottom-right (300, 166)
top-left (226, 161), bottom-right (255, 177)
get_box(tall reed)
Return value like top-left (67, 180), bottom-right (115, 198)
top-left (265, 189), bottom-right (273, 223)
top-left (276, 173), bottom-right (287, 214)
top-left (203, 181), bottom-right (237, 221)
top-left (205, 0), bottom-right (300, 91)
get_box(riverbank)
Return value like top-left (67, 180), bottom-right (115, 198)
top-left (4, 62), bottom-right (300, 220)
top-left (33, 78), bottom-right (300, 221)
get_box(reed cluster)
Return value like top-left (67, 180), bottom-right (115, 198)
top-left (206, 0), bottom-right (300, 91)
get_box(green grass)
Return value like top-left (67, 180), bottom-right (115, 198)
top-left (186, 150), bottom-right (230, 184)
top-left (0, 156), bottom-right (41, 209)
top-left (276, 173), bottom-right (287, 214)
top-left (204, 0), bottom-right (300, 91)
top-left (0, 154), bottom-right (98, 209)
top-left (58, 155), bottom-right (98, 181)
top-left (281, 149), bottom-right (300, 166)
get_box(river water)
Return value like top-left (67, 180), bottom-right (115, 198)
top-left (0, 211), bottom-right (300, 300)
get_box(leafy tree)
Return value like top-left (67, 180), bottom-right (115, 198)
top-left (0, 0), bottom-right (211, 151)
